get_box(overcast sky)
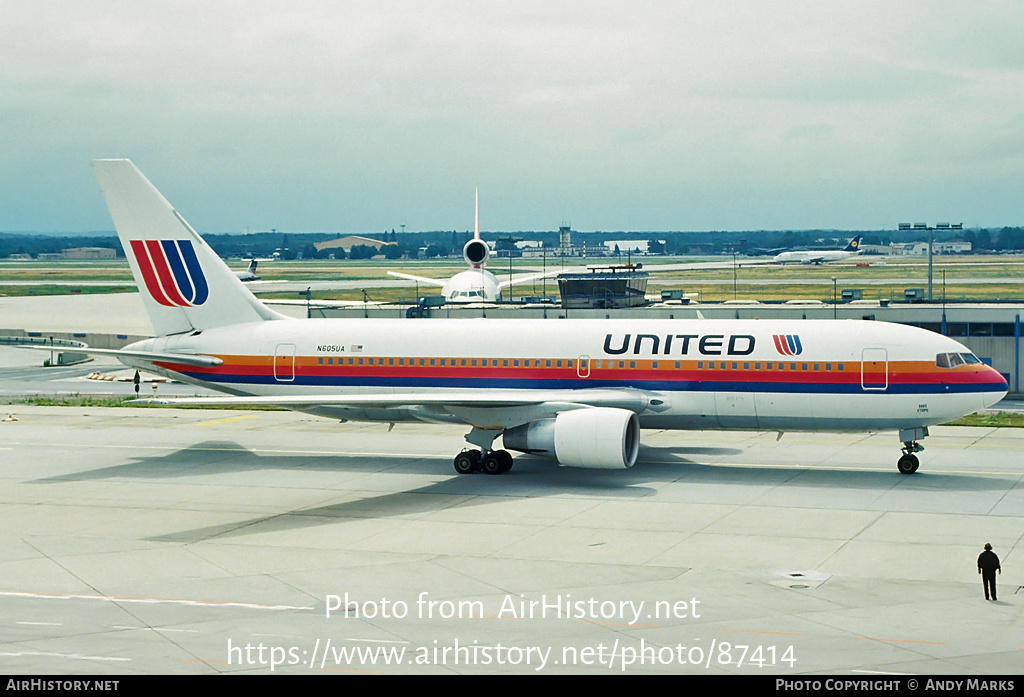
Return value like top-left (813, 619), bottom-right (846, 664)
top-left (2, 1), bottom-right (1022, 234)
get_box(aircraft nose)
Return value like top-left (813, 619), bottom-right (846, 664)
top-left (980, 364), bottom-right (1009, 409)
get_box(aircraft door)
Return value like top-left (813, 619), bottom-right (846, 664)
top-left (577, 355), bottom-right (591, 378)
top-left (274, 343), bottom-right (296, 382)
top-left (861, 348), bottom-right (887, 390)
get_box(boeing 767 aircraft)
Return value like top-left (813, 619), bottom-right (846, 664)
top-left (78, 160), bottom-right (1006, 476)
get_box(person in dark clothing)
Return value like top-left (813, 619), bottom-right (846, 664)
top-left (978, 543), bottom-right (1001, 600)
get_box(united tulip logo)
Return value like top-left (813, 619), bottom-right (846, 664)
top-left (773, 334), bottom-right (803, 356)
top-left (130, 239), bottom-right (209, 307)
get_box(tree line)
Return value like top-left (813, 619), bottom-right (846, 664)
top-left (3, 227), bottom-right (1022, 260)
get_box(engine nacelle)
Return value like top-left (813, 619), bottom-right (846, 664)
top-left (502, 407), bottom-right (640, 470)
top-left (463, 238), bottom-right (490, 267)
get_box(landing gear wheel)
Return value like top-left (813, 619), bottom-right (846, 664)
top-left (453, 450), bottom-right (481, 475)
top-left (897, 453), bottom-right (920, 474)
top-left (482, 450), bottom-right (514, 475)
top-left (496, 450), bottom-right (513, 474)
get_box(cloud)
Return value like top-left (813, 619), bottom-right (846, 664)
top-left (1, 1), bottom-right (1022, 231)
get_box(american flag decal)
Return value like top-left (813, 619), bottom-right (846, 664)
top-left (773, 334), bottom-right (803, 356)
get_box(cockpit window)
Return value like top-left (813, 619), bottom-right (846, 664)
top-left (937, 352), bottom-right (977, 368)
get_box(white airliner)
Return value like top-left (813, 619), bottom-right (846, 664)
top-left (387, 190), bottom-right (552, 303)
top-left (236, 258), bottom-right (260, 282)
top-left (80, 160), bottom-right (1005, 476)
top-left (773, 236), bottom-right (862, 265)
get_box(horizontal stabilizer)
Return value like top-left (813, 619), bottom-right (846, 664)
top-left (10, 342), bottom-right (222, 368)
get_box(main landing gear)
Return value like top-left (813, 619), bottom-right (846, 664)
top-left (453, 427), bottom-right (514, 475)
top-left (453, 449), bottom-right (514, 475)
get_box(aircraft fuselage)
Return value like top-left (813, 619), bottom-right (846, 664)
top-left (132, 317), bottom-right (1005, 433)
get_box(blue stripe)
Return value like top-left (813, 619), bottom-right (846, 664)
top-left (178, 240), bottom-right (209, 305)
top-left (174, 372), bottom-right (1007, 395)
top-left (161, 240), bottom-right (194, 305)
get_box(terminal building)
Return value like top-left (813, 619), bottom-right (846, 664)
top-left (556, 265), bottom-right (649, 309)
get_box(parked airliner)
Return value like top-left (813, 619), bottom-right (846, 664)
top-left (81, 160), bottom-right (1005, 476)
top-left (387, 190), bottom-right (552, 303)
top-left (773, 236), bottom-right (862, 264)
top-left (236, 258), bottom-right (260, 282)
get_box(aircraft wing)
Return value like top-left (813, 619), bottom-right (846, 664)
top-left (132, 388), bottom-right (663, 429)
top-left (386, 271), bottom-right (447, 287)
top-left (134, 388), bottom-right (655, 410)
top-left (495, 269), bottom-right (562, 291)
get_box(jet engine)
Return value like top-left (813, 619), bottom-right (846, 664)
top-left (502, 407), bottom-right (640, 469)
top-left (463, 237), bottom-right (490, 267)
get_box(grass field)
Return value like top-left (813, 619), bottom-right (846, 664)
top-left (3, 254), bottom-right (1024, 303)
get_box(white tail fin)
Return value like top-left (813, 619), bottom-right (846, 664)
top-left (93, 159), bottom-right (285, 336)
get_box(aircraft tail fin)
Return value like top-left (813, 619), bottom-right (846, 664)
top-left (845, 235), bottom-right (862, 252)
top-left (92, 159), bottom-right (286, 336)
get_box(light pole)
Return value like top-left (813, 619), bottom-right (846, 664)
top-left (732, 252), bottom-right (737, 300)
top-left (832, 276), bottom-right (837, 319)
top-left (899, 222), bottom-right (962, 301)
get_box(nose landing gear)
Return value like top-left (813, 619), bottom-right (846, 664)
top-left (896, 428), bottom-right (927, 475)
top-left (898, 441), bottom-right (924, 474)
